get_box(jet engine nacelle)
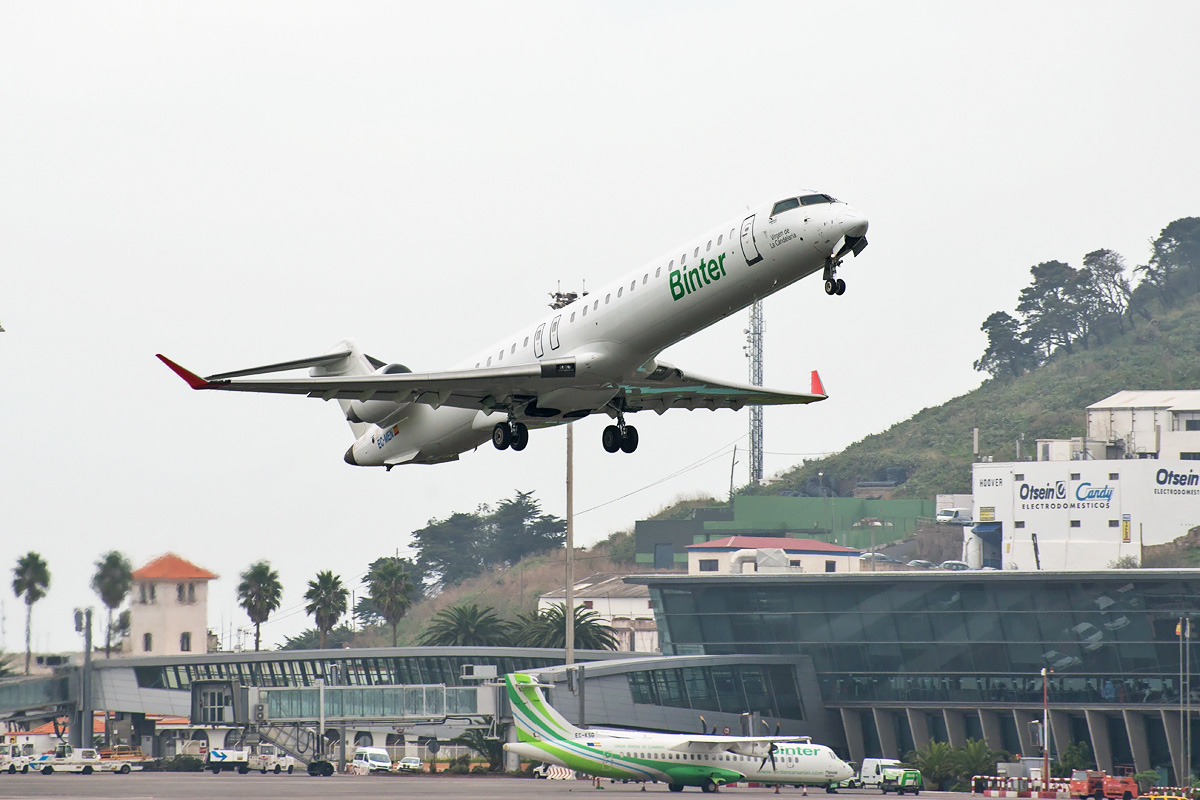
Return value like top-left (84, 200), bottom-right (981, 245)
top-left (345, 363), bottom-right (412, 424)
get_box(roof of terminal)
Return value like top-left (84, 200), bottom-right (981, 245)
top-left (685, 536), bottom-right (860, 554)
top-left (132, 552), bottom-right (218, 581)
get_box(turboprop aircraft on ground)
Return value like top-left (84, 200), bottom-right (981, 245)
top-left (158, 192), bottom-right (868, 468)
top-left (501, 672), bottom-right (854, 793)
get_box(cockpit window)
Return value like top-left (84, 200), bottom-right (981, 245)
top-left (799, 194), bottom-right (836, 206)
top-left (771, 198), bottom-right (800, 216)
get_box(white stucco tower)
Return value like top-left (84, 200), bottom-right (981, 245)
top-left (127, 553), bottom-right (218, 656)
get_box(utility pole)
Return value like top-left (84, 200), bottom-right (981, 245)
top-left (73, 608), bottom-right (93, 748)
top-left (549, 286), bottom-right (583, 666)
top-left (745, 301), bottom-right (764, 484)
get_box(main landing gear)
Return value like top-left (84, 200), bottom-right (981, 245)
top-left (492, 420), bottom-right (529, 451)
top-left (823, 257), bottom-right (847, 296)
top-left (602, 416), bottom-right (638, 454)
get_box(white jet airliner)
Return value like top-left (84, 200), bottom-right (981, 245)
top-left (158, 192), bottom-right (868, 468)
top-left (502, 672), bottom-right (855, 793)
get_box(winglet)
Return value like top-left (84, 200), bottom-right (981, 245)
top-left (156, 354), bottom-right (212, 390)
top-left (810, 370), bottom-right (826, 397)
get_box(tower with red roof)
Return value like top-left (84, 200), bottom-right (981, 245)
top-left (127, 553), bottom-right (218, 656)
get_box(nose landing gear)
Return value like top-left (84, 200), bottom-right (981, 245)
top-left (492, 420), bottom-right (529, 451)
top-left (823, 257), bottom-right (847, 295)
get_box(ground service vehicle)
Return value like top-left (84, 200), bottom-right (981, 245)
top-left (844, 758), bottom-right (905, 789)
top-left (352, 746), bottom-right (393, 773)
top-left (1069, 770), bottom-right (1138, 800)
top-left (250, 744), bottom-right (295, 774)
top-left (32, 744), bottom-right (101, 774)
top-left (0, 743), bottom-right (32, 773)
top-left (395, 756), bottom-right (423, 773)
top-left (206, 748), bottom-right (251, 774)
top-left (881, 767), bottom-right (923, 795)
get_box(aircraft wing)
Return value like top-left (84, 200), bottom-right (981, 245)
top-left (666, 735), bottom-right (812, 753)
top-left (621, 364), bottom-right (827, 414)
top-left (156, 354), bottom-right (584, 412)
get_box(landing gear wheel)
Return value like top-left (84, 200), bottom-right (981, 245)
top-left (602, 425), bottom-right (623, 453)
top-left (702, 778), bottom-right (718, 793)
top-left (492, 422), bottom-right (512, 450)
top-left (510, 422), bottom-right (529, 451)
top-left (835, 278), bottom-right (846, 295)
top-left (824, 279), bottom-right (836, 295)
top-left (620, 425), bottom-right (639, 454)
top-left (668, 784), bottom-right (685, 793)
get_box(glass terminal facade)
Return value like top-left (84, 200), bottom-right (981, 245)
top-left (632, 571), bottom-right (1200, 781)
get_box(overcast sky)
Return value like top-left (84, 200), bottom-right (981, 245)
top-left (3, 2), bottom-right (1198, 653)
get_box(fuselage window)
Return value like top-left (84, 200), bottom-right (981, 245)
top-left (570, 312), bottom-right (576, 322)
top-left (511, 344), bottom-right (516, 354)
top-left (656, 267), bottom-right (661, 278)
top-left (717, 234), bottom-right (723, 245)
top-left (630, 280), bottom-right (636, 291)
top-left (706, 240), bottom-right (712, 251)
top-left (498, 350), bottom-right (503, 361)
top-left (681, 253), bottom-right (686, 265)
top-left (693, 247), bottom-right (699, 257)
top-left (605, 294), bottom-right (611, 304)
top-left (475, 362), bottom-right (480, 368)
top-left (617, 287), bottom-right (623, 298)
top-left (593, 300), bottom-right (599, 310)
top-left (772, 197), bottom-right (800, 215)
top-left (523, 337), bottom-right (529, 347)
top-left (643, 274), bottom-right (648, 284)
top-left (582, 305), bottom-right (587, 317)
top-left (487, 357), bottom-right (492, 366)
top-left (799, 193), bottom-right (834, 206)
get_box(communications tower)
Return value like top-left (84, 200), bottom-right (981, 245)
top-left (745, 300), bottom-right (764, 484)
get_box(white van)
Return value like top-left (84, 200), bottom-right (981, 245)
top-left (935, 508), bottom-right (972, 525)
top-left (352, 746), bottom-right (393, 773)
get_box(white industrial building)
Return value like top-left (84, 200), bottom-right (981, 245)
top-left (969, 390), bottom-right (1200, 570)
top-left (539, 573), bottom-right (658, 653)
top-left (684, 536), bottom-right (862, 574)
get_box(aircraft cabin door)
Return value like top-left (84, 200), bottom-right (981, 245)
top-left (534, 323), bottom-right (545, 358)
top-left (549, 315), bottom-right (562, 350)
top-left (740, 215), bottom-right (763, 266)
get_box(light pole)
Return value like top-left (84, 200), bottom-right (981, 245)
top-left (1041, 667), bottom-right (1052, 790)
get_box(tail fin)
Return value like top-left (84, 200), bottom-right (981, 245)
top-left (505, 673), bottom-right (584, 744)
top-left (313, 338), bottom-right (380, 440)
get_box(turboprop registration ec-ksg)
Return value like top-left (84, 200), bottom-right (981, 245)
top-left (158, 193), bottom-right (868, 468)
top-left (502, 672), bottom-right (855, 793)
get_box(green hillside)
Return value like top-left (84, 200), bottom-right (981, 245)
top-left (750, 291), bottom-right (1200, 500)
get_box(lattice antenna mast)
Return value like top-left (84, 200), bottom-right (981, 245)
top-left (744, 300), bottom-right (764, 484)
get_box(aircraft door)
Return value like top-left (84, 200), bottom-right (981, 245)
top-left (740, 215), bottom-right (763, 266)
top-left (549, 315), bottom-right (562, 350)
top-left (534, 324), bottom-right (545, 358)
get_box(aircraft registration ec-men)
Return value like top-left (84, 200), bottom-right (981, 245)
top-left (158, 192), bottom-right (868, 468)
top-left (501, 672), bottom-right (855, 793)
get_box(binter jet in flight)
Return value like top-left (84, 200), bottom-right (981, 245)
top-left (158, 192), bottom-right (868, 468)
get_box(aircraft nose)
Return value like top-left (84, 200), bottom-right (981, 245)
top-left (838, 206), bottom-right (868, 239)
top-left (344, 445), bottom-right (358, 466)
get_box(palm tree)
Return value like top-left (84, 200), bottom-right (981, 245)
top-left (904, 741), bottom-right (957, 790)
top-left (12, 552), bottom-right (51, 675)
top-left (90, 551), bottom-right (133, 657)
top-left (450, 723), bottom-right (509, 772)
top-left (953, 739), bottom-right (999, 785)
top-left (365, 557), bottom-right (417, 646)
top-left (304, 570), bottom-right (348, 649)
top-left (418, 604), bottom-right (511, 647)
top-left (237, 561), bottom-right (283, 651)
top-left (513, 603), bottom-right (618, 650)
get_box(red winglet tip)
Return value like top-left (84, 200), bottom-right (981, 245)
top-left (156, 354), bottom-right (211, 390)
top-left (810, 370), bottom-right (826, 397)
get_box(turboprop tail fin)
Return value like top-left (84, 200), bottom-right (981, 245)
top-left (505, 673), bottom-right (584, 744)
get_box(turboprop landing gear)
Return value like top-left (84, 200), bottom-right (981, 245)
top-left (492, 421), bottom-right (529, 451)
top-left (823, 257), bottom-right (847, 296)
top-left (602, 414), bottom-right (638, 454)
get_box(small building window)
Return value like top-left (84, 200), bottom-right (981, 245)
top-left (1182, 453), bottom-right (1200, 460)
top-left (139, 585), bottom-right (147, 604)
top-left (149, 584), bottom-right (156, 603)
top-left (825, 560), bottom-right (836, 573)
top-left (698, 559), bottom-right (719, 572)
top-left (1187, 419), bottom-right (1200, 431)
top-left (1109, 473), bottom-right (1119, 480)
top-left (1014, 474), bottom-right (1025, 481)
top-left (177, 583), bottom-right (185, 602)
top-left (1070, 473), bottom-right (1081, 481)
top-left (1070, 520), bottom-right (1081, 528)
top-left (143, 633), bottom-right (153, 652)
top-left (582, 601), bottom-right (594, 610)
top-left (1014, 521), bottom-right (1025, 528)
top-left (1109, 520), bottom-right (1120, 527)
top-left (180, 632), bottom-right (192, 652)
top-left (188, 583), bottom-right (195, 603)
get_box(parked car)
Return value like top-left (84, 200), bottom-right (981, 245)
top-left (861, 552), bottom-right (902, 564)
top-left (906, 560), bottom-right (937, 569)
top-left (938, 560), bottom-right (971, 571)
top-left (395, 756), bottom-right (423, 773)
top-left (936, 508), bottom-right (973, 525)
top-left (351, 747), bottom-right (394, 773)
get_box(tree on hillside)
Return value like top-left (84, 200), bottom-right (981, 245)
top-left (1137, 217), bottom-right (1200, 304)
top-left (412, 511), bottom-right (489, 589)
top-left (973, 311), bottom-right (1039, 378)
top-left (353, 595), bottom-right (384, 627)
top-left (304, 570), bottom-right (349, 649)
top-left (12, 552), bottom-right (50, 675)
top-left (91, 551), bottom-right (133, 658)
top-left (484, 491), bottom-right (566, 566)
top-left (513, 603), bottom-right (619, 651)
top-left (365, 557), bottom-right (418, 646)
top-left (237, 561), bottom-right (283, 652)
top-left (418, 604), bottom-right (511, 647)
top-left (1082, 249), bottom-right (1132, 336)
top-left (1017, 260), bottom-right (1091, 356)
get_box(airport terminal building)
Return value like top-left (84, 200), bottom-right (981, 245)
top-left (630, 569), bottom-right (1200, 784)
